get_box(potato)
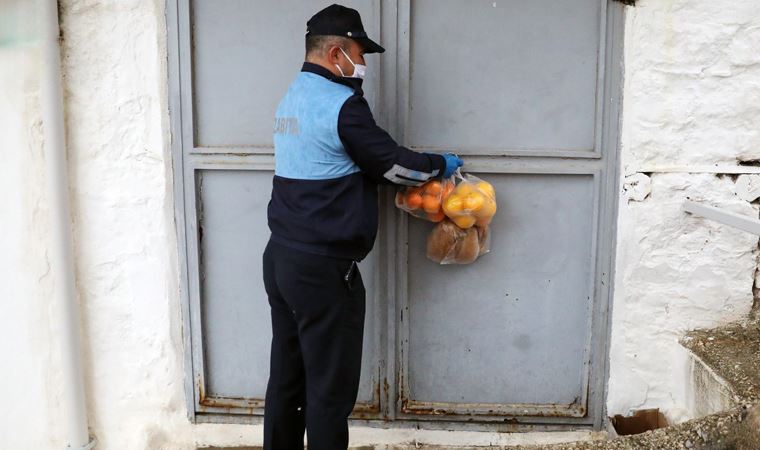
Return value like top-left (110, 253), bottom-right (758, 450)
top-left (426, 220), bottom-right (461, 263)
top-left (454, 227), bottom-right (480, 264)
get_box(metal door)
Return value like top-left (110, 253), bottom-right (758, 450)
top-left (167, 0), bottom-right (624, 429)
top-left (168, 0), bottom-right (384, 420)
top-left (393, 0), bottom-right (621, 428)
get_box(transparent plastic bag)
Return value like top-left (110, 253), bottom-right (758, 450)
top-left (441, 170), bottom-right (497, 229)
top-left (426, 219), bottom-right (491, 265)
top-left (395, 177), bottom-right (455, 223)
top-left (476, 225), bottom-right (491, 257)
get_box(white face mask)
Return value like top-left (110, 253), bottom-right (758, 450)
top-left (336, 47), bottom-right (366, 79)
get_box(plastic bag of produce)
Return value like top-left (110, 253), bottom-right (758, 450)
top-left (395, 177), bottom-right (455, 223)
top-left (426, 219), bottom-right (491, 265)
top-left (441, 170), bottom-right (497, 229)
top-left (476, 225), bottom-right (491, 257)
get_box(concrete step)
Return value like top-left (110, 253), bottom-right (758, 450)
top-left (681, 346), bottom-right (743, 418)
top-left (201, 429), bottom-right (605, 450)
top-left (680, 318), bottom-right (760, 416)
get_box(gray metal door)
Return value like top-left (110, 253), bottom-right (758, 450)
top-left (167, 0), bottom-right (623, 429)
top-left (393, 0), bottom-right (622, 428)
top-left (168, 0), bottom-right (384, 419)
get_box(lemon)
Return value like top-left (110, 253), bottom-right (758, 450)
top-left (443, 195), bottom-right (464, 215)
top-left (463, 193), bottom-right (485, 212)
top-left (476, 181), bottom-right (496, 199)
top-left (452, 214), bottom-right (477, 229)
top-left (473, 198), bottom-right (497, 219)
top-left (454, 183), bottom-right (476, 196)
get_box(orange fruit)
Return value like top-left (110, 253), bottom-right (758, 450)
top-left (442, 182), bottom-right (455, 199)
top-left (407, 186), bottom-right (424, 197)
top-left (463, 193), bottom-right (485, 212)
top-left (422, 194), bottom-right (441, 213)
top-left (425, 181), bottom-right (443, 196)
top-left (452, 214), bottom-right (477, 229)
top-left (427, 210), bottom-right (446, 222)
top-left (406, 192), bottom-right (423, 209)
top-left (395, 191), bottom-right (405, 208)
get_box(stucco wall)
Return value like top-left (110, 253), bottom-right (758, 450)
top-left (0, 1), bottom-right (275, 448)
top-left (2, 0), bottom-right (760, 449)
top-left (608, 0), bottom-right (760, 423)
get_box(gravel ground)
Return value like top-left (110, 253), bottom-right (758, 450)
top-left (681, 319), bottom-right (760, 404)
top-left (507, 405), bottom-right (756, 450)
top-left (393, 404), bottom-right (757, 450)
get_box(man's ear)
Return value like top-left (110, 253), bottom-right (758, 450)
top-left (327, 45), bottom-right (341, 63)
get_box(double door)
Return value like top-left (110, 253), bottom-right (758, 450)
top-left (169, 0), bottom-right (624, 429)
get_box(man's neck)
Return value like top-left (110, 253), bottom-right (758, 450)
top-left (301, 61), bottom-right (365, 94)
top-left (305, 58), bottom-right (340, 77)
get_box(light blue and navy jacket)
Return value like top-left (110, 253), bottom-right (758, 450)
top-left (268, 62), bottom-right (446, 261)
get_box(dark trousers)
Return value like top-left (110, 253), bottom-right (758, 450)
top-left (262, 239), bottom-right (366, 450)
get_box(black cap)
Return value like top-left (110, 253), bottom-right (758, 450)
top-left (306, 4), bottom-right (385, 54)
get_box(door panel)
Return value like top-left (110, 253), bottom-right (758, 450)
top-left (199, 169), bottom-right (273, 399)
top-left (186, 0), bottom-right (384, 415)
top-left (197, 168), bottom-right (380, 410)
top-left (405, 174), bottom-right (595, 410)
top-left (395, 0), bottom-right (617, 424)
top-left (407, 0), bottom-right (602, 154)
top-left (191, 0), bottom-right (379, 149)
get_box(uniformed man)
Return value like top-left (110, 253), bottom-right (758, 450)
top-left (263, 4), bottom-right (464, 449)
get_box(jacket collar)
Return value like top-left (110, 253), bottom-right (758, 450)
top-left (301, 61), bottom-right (364, 95)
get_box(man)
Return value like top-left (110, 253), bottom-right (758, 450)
top-left (263, 4), bottom-right (464, 449)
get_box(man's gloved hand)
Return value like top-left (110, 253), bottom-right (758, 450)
top-left (443, 153), bottom-right (464, 178)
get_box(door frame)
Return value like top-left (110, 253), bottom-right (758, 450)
top-left (166, 0), bottom-right (627, 431)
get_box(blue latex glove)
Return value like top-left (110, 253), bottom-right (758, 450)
top-left (442, 153), bottom-right (464, 178)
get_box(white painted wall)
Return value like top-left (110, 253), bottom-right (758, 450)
top-left (608, 0), bottom-right (760, 423)
top-left (1, 0), bottom-right (759, 449)
top-left (0, 44), bottom-right (56, 450)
